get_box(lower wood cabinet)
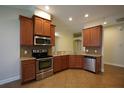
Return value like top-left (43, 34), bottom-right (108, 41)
top-left (53, 55), bottom-right (101, 74)
top-left (53, 55), bottom-right (68, 73)
top-left (61, 56), bottom-right (69, 70)
top-left (69, 55), bottom-right (84, 68)
top-left (21, 59), bottom-right (36, 83)
top-left (95, 57), bottom-right (101, 73)
top-left (53, 56), bottom-right (61, 73)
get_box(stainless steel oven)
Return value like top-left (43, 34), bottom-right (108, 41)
top-left (36, 57), bottom-right (53, 74)
top-left (32, 49), bottom-right (53, 80)
top-left (34, 36), bottom-right (51, 45)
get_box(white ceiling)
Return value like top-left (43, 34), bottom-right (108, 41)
top-left (7, 5), bottom-right (124, 32)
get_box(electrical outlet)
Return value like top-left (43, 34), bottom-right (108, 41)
top-left (94, 50), bottom-right (97, 53)
top-left (24, 50), bottom-right (28, 55)
top-left (86, 49), bottom-right (89, 52)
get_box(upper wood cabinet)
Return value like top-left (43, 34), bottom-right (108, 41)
top-left (50, 25), bottom-right (55, 46)
top-left (33, 16), bottom-right (51, 37)
top-left (83, 25), bottom-right (103, 47)
top-left (20, 16), bottom-right (33, 46)
top-left (43, 20), bottom-right (51, 36)
top-left (34, 17), bottom-right (44, 36)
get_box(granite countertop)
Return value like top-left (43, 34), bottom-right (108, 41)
top-left (20, 57), bottom-right (36, 61)
top-left (53, 53), bottom-right (102, 57)
top-left (53, 54), bottom-right (65, 57)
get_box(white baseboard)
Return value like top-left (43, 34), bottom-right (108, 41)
top-left (105, 62), bottom-right (124, 68)
top-left (0, 75), bottom-right (20, 85)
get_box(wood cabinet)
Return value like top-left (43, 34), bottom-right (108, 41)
top-left (34, 16), bottom-right (44, 36)
top-left (20, 16), bottom-right (33, 46)
top-left (50, 25), bottom-right (55, 46)
top-left (83, 25), bottom-right (102, 47)
top-left (53, 55), bottom-right (68, 73)
top-left (61, 56), bottom-right (69, 70)
top-left (83, 29), bottom-right (91, 47)
top-left (21, 59), bottom-right (36, 83)
top-left (53, 55), bottom-right (101, 74)
top-left (33, 16), bottom-right (51, 37)
top-left (53, 56), bottom-right (62, 73)
top-left (43, 20), bottom-right (51, 36)
top-left (69, 55), bottom-right (84, 68)
top-left (95, 57), bottom-right (101, 73)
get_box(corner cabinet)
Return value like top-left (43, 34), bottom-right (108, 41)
top-left (50, 25), bottom-right (55, 46)
top-left (21, 59), bottom-right (36, 83)
top-left (53, 56), bottom-right (68, 73)
top-left (83, 25), bottom-right (103, 47)
top-left (69, 55), bottom-right (84, 69)
top-left (33, 15), bottom-right (51, 37)
top-left (20, 16), bottom-right (33, 46)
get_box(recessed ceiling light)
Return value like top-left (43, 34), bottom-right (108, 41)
top-left (84, 14), bottom-right (89, 18)
top-left (45, 6), bottom-right (50, 10)
top-left (103, 21), bottom-right (107, 25)
top-left (55, 32), bottom-right (60, 37)
top-left (69, 17), bottom-right (72, 21)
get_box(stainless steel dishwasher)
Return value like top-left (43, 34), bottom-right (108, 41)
top-left (83, 56), bottom-right (96, 72)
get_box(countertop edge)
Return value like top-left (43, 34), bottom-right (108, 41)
top-left (20, 57), bottom-right (36, 61)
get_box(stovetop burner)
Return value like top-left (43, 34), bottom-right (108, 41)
top-left (32, 49), bottom-right (52, 59)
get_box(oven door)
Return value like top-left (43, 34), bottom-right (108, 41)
top-left (36, 57), bottom-right (53, 73)
top-left (34, 36), bottom-right (51, 45)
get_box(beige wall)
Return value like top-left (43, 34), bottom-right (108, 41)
top-left (103, 23), bottom-right (124, 67)
top-left (53, 18), bottom-right (74, 54)
top-left (55, 29), bottom-right (74, 54)
top-left (0, 6), bottom-right (33, 85)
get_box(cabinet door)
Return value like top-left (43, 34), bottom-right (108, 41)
top-left (90, 26), bottom-right (102, 47)
top-left (20, 16), bottom-right (33, 46)
top-left (21, 60), bottom-right (36, 83)
top-left (75, 55), bottom-right (84, 68)
top-left (50, 25), bottom-right (55, 46)
top-left (43, 20), bottom-right (51, 36)
top-left (69, 55), bottom-right (84, 68)
top-left (53, 56), bottom-right (62, 73)
top-left (69, 55), bottom-right (76, 68)
top-left (95, 57), bottom-right (101, 73)
top-left (61, 56), bottom-right (68, 70)
top-left (34, 17), bottom-right (44, 36)
top-left (83, 29), bottom-right (91, 47)
top-left (83, 25), bottom-right (102, 47)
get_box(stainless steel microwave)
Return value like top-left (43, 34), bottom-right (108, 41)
top-left (34, 36), bottom-right (51, 45)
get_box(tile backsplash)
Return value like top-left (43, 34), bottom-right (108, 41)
top-left (84, 47), bottom-right (102, 54)
top-left (20, 46), bottom-right (51, 57)
top-left (20, 46), bottom-right (32, 57)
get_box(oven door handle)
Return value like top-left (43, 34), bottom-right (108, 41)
top-left (36, 57), bottom-right (53, 61)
